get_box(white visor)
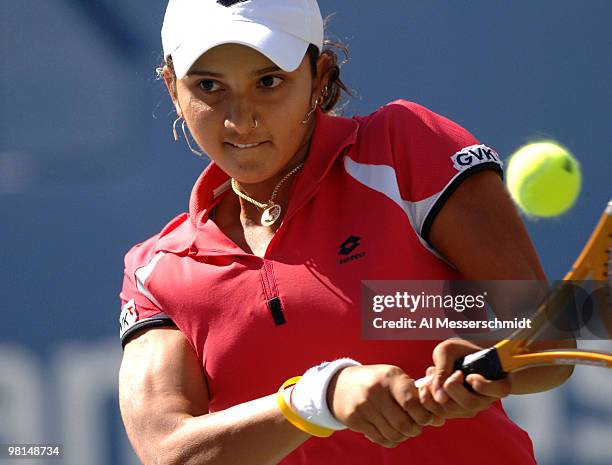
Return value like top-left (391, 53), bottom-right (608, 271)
top-left (162, 0), bottom-right (324, 79)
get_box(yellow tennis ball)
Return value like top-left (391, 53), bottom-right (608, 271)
top-left (506, 141), bottom-right (581, 217)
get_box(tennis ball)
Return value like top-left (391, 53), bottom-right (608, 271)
top-left (506, 141), bottom-right (581, 217)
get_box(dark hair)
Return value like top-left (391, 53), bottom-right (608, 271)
top-left (158, 39), bottom-right (354, 115)
top-left (305, 40), bottom-right (354, 114)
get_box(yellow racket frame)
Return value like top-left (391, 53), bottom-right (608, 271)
top-left (494, 199), bottom-right (612, 372)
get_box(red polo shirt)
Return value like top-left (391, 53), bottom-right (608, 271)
top-left (119, 100), bottom-right (535, 464)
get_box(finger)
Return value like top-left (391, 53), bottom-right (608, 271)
top-left (443, 371), bottom-right (491, 414)
top-left (430, 339), bottom-right (483, 403)
top-left (428, 414), bottom-right (446, 427)
top-left (360, 419), bottom-right (402, 448)
top-left (360, 398), bottom-right (414, 444)
top-left (418, 384), bottom-right (446, 426)
top-left (379, 374), bottom-right (433, 439)
top-left (466, 374), bottom-right (512, 398)
top-left (381, 401), bottom-right (423, 439)
top-left (389, 377), bottom-right (434, 428)
top-left (420, 379), bottom-right (467, 419)
top-left (423, 366), bottom-right (444, 403)
top-left (418, 383), bottom-right (443, 416)
top-left (431, 344), bottom-right (463, 402)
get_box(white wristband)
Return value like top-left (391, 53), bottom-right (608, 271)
top-left (290, 358), bottom-right (361, 430)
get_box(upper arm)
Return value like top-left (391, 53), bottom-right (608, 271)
top-left (429, 171), bottom-right (575, 352)
top-left (119, 327), bottom-right (209, 464)
top-left (428, 170), bottom-right (546, 280)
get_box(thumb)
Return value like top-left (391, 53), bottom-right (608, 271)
top-left (431, 347), bottom-right (458, 402)
top-left (431, 339), bottom-right (480, 400)
top-left (466, 374), bottom-right (512, 398)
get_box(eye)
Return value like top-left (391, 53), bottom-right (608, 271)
top-left (259, 75), bottom-right (284, 89)
top-left (198, 79), bottom-right (222, 93)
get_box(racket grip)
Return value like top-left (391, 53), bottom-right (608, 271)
top-left (413, 347), bottom-right (506, 389)
top-left (458, 347), bottom-right (506, 380)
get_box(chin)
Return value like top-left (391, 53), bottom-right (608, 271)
top-left (227, 161), bottom-right (278, 185)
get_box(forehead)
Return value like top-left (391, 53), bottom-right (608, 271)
top-left (190, 43), bottom-right (276, 73)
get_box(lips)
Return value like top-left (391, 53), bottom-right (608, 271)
top-left (231, 142), bottom-right (260, 148)
top-left (225, 141), bottom-right (267, 149)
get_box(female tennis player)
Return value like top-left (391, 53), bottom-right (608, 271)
top-left (118, 1), bottom-right (574, 464)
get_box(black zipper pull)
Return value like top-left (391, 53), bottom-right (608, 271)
top-left (267, 297), bottom-right (286, 326)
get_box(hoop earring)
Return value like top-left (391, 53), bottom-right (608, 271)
top-left (301, 101), bottom-right (318, 124)
top-left (173, 115), bottom-right (182, 141)
top-left (301, 90), bottom-right (327, 125)
top-left (180, 119), bottom-right (206, 158)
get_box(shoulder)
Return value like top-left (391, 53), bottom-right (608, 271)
top-left (355, 99), bottom-right (479, 148)
top-left (123, 212), bottom-right (192, 272)
top-left (119, 213), bottom-right (191, 346)
top-left (358, 99), bottom-right (448, 124)
top-left (349, 99), bottom-right (493, 177)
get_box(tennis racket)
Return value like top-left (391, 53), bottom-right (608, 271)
top-left (414, 198), bottom-right (612, 388)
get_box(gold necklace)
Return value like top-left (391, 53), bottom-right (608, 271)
top-left (231, 163), bottom-right (305, 227)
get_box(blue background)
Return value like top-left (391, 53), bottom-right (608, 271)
top-left (1, 1), bottom-right (610, 464)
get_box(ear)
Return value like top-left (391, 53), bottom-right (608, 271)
top-left (312, 52), bottom-right (334, 98)
top-left (162, 66), bottom-right (182, 116)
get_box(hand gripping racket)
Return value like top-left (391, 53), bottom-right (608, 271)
top-left (414, 198), bottom-right (612, 388)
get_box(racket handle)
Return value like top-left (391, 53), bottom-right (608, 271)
top-left (413, 347), bottom-right (506, 389)
top-left (413, 374), bottom-right (433, 389)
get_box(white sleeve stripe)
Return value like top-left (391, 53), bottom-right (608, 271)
top-left (343, 154), bottom-right (502, 267)
top-left (134, 252), bottom-right (166, 310)
top-left (342, 156), bottom-right (445, 260)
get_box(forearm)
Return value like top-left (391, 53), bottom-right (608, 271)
top-left (508, 365), bottom-right (574, 394)
top-left (507, 338), bottom-right (576, 394)
top-left (158, 394), bottom-right (310, 465)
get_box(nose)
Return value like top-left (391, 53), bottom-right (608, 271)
top-left (224, 99), bottom-right (256, 134)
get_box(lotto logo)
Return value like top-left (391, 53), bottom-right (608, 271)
top-left (451, 145), bottom-right (502, 171)
top-left (339, 236), bottom-right (361, 256)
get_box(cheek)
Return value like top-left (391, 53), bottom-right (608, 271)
top-left (265, 91), bottom-right (311, 147)
top-left (267, 107), bottom-right (307, 146)
top-left (183, 98), bottom-right (222, 150)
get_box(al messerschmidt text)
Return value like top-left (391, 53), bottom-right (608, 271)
top-left (372, 317), bottom-right (532, 330)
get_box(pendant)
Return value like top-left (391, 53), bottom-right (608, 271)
top-left (261, 202), bottom-right (282, 227)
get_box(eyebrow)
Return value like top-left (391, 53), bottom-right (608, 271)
top-left (187, 65), bottom-right (283, 78)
